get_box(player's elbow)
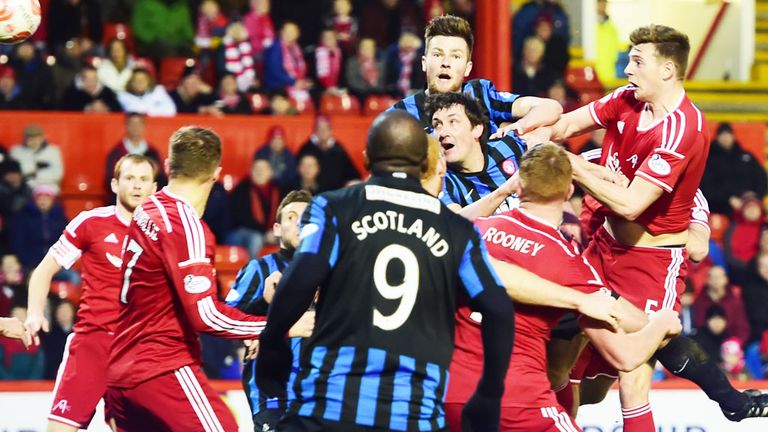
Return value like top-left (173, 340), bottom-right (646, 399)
top-left (617, 204), bottom-right (643, 222)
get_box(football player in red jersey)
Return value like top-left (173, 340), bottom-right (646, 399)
top-left (25, 154), bottom-right (157, 432)
top-left (532, 24), bottom-right (768, 429)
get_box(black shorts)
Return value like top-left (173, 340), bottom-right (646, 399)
top-left (550, 312), bottom-right (581, 341)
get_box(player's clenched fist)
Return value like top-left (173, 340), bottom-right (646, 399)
top-left (650, 309), bottom-right (683, 338)
top-left (288, 310), bottom-right (315, 338)
top-left (576, 291), bottom-right (620, 331)
top-left (22, 312), bottom-right (48, 346)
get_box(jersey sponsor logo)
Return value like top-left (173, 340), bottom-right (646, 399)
top-left (481, 227), bottom-right (546, 256)
top-left (626, 154), bottom-right (639, 169)
top-left (105, 252), bottom-right (123, 268)
top-left (617, 121), bottom-right (625, 134)
top-left (183, 275), bottom-right (212, 294)
top-left (365, 185), bottom-right (441, 214)
top-left (104, 232), bottom-right (119, 244)
top-left (502, 159), bottom-right (517, 176)
top-left (351, 211), bottom-right (450, 257)
top-left (299, 223), bottom-right (320, 241)
top-left (606, 151), bottom-right (622, 174)
top-left (133, 206), bottom-right (159, 241)
top-left (52, 399), bottom-right (71, 413)
top-left (648, 154), bottom-right (671, 176)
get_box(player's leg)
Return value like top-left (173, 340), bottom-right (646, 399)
top-left (105, 387), bottom-right (167, 432)
top-left (500, 405), bottom-right (582, 432)
top-left (618, 360), bottom-right (655, 432)
top-left (444, 403), bottom-right (464, 432)
top-left (48, 332), bottom-right (110, 431)
top-left (547, 332), bottom-right (588, 417)
top-left (578, 375), bottom-right (615, 406)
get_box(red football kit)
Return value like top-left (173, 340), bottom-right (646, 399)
top-left (446, 208), bottom-right (607, 432)
top-left (47, 205), bottom-right (131, 428)
top-left (106, 188), bottom-right (267, 432)
top-left (583, 85), bottom-right (710, 313)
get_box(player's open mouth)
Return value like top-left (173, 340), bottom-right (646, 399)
top-left (441, 143), bottom-right (455, 151)
top-left (438, 73), bottom-right (451, 81)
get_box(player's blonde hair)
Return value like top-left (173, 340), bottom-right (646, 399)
top-left (630, 25), bottom-right (690, 80)
top-left (113, 154), bottom-right (158, 180)
top-left (519, 144), bottom-right (572, 203)
top-left (422, 135), bottom-right (443, 181)
top-left (168, 126), bottom-right (222, 182)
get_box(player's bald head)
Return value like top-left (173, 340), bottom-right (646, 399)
top-left (366, 111), bottom-right (428, 173)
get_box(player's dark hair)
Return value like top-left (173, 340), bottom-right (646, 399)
top-left (425, 15), bottom-right (474, 56)
top-left (276, 190), bottom-right (313, 223)
top-left (113, 154), bottom-right (158, 181)
top-left (425, 92), bottom-right (487, 130)
top-left (630, 24), bottom-right (690, 80)
top-left (168, 126), bottom-right (222, 181)
top-left (366, 110), bottom-right (428, 176)
top-left (519, 143), bottom-right (572, 203)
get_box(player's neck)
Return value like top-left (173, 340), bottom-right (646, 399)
top-left (115, 202), bottom-right (133, 225)
top-left (461, 144), bottom-right (485, 173)
top-left (519, 201), bottom-right (562, 229)
top-left (166, 181), bottom-right (211, 216)
top-left (647, 84), bottom-right (685, 120)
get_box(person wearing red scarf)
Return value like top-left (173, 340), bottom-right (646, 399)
top-left (263, 22), bottom-right (312, 94)
top-left (315, 29), bottom-right (342, 91)
top-left (243, 0), bottom-right (275, 57)
top-left (345, 38), bottom-right (385, 101)
top-left (227, 158), bottom-right (281, 257)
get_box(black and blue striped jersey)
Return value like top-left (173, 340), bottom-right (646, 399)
top-left (225, 250), bottom-right (300, 418)
top-left (388, 79), bottom-right (521, 134)
top-left (440, 134), bottom-right (527, 213)
top-left (287, 173), bottom-right (505, 431)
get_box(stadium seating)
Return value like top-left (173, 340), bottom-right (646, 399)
top-left (214, 245), bottom-right (250, 274)
top-left (363, 95), bottom-right (398, 116)
top-left (159, 57), bottom-right (196, 90)
top-left (320, 94), bottom-right (361, 116)
top-left (101, 22), bottom-right (135, 53)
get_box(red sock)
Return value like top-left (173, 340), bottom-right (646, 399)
top-left (554, 380), bottom-right (575, 416)
top-left (622, 403), bottom-right (655, 432)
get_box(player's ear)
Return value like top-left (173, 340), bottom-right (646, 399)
top-left (272, 221), bottom-right (282, 239)
top-left (110, 178), bottom-right (119, 195)
top-left (163, 158), bottom-right (171, 177)
top-left (566, 183), bottom-right (574, 201)
top-left (464, 60), bottom-right (473, 78)
top-left (421, 55), bottom-right (427, 72)
top-left (662, 60), bottom-right (675, 81)
top-left (471, 122), bottom-right (484, 141)
top-left (212, 166), bottom-right (222, 182)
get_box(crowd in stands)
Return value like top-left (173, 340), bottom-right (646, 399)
top-left (0, 0), bottom-right (767, 385)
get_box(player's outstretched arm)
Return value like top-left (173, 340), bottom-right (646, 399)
top-left (488, 257), bottom-right (620, 330)
top-left (582, 309), bottom-right (682, 372)
top-left (456, 173), bottom-right (520, 220)
top-left (25, 252), bottom-right (61, 345)
top-left (508, 96), bottom-right (563, 133)
top-left (0, 317), bottom-right (32, 347)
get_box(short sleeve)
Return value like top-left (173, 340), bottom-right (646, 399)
top-left (225, 259), bottom-right (268, 313)
top-left (49, 218), bottom-right (89, 269)
top-left (457, 226), bottom-right (504, 299)
top-left (470, 79), bottom-right (520, 124)
top-left (297, 195), bottom-right (340, 268)
top-left (635, 112), bottom-right (698, 193)
top-left (588, 86), bottom-right (633, 129)
top-left (690, 189), bottom-right (710, 231)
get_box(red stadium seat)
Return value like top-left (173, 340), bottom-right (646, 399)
top-left (50, 281), bottom-right (83, 305)
top-left (292, 95), bottom-right (316, 114)
top-left (214, 245), bottom-right (250, 273)
top-left (709, 213), bottom-right (730, 243)
top-left (565, 66), bottom-right (604, 93)
top-left (249, 93), bottom-right (269, 113)
top-left (259, 244), bottom-right (280, 257)
top-left (363, 95), bottom-right (397, 116)
top-left (320, 93), bottom-right (361, 116)
top-left (217, 272), bottom-right (239, 298)
top-left (159, 57), bottom-right (196, 90)
top-left (102, 22), bottom-right (136, 53)
top-left (579, 89), bottom-right (605, 105)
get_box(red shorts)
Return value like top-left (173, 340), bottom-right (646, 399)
top-left (106, 365), bottom-right (238, 432)
top-left (49, 331), bottom-right (112, 428)
top-left (584, 227), bottom-right (688, 313)
top-left (445, 403), bottom-right (582, 432)
top-left (569, 342), bottom-right (618, 383)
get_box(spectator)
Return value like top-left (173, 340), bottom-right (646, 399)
top-left (284, 153), bottom-right (321, 195)
top-left (345, 38), bottom-right (386, 101)
top-left (263, 22), bottom-right (312, 94)
top-left (0, 305), bottom-right (43, 379)
top-left (97, 38), bottom-right (136, 93)
top-left (50, 38), bottom-right (89, 105)
top-left (202, 181), bottom-right (233, 244)
top-left (423, 0), bottom-right (445, 23)
top-left (10, 184), bottom-right (67, 271)
top-left (104, 113), bottom-right (164, 196)
top-left (9, 41), bottom-right (55, 110)
top-left (227, 158), bottom-right (281, 257)
top-left (721, 337), bottom-right (747, 379)
top-left (693, 266), bottom-right (750, 346)
top-left (0, 160), bottom-right (32, 246)
top-left (513, 0), bottom-right (570, 61)
top-left (326, 0), bottom-right (358, 57)
top-left (0, 66), bottom-right (22, 110)
top-left (546, 79), bottom-right (579, 113)
top-left (297, 115), bottom-right (361, 192)
top-left (723, 192), bottom-right (765, 281)
top-left (578, 128), bottom-right (606, 155)
top-left (195, 0), bottom-right (229, 54)
top-left (219, 22), bottom-right (258, 93)
top-left (255, 126), bottom-right (296, 189)
top-left (60, 66), bottom-right (123, 112)
top-left (700, 123), bottom-right (768, 215)
top-left (535, 14), bottom-right (569, 81)
top-left (169, 67), bottom-right (219, 114)
top-left (595, 0), bottom-right (621, 82)
top-left (10, 124), bottom-right (64, 189)
top-left (131, 0), bottom-right (194, 60)
top-left (242, 0), bottom-right (275, 61)
top-left (693, 304), bottom-right (729, 363)
top-left (41, 300), bottom-right (75, 379)
top-left (46, 0), bottom-right (101, 53)
top-left (513, 36), bottom-right (556, 96)
top-left (314, 28), bottom-right (343, 93)
top-left (117, 69), bottom-right (177, 116)
top-left (359, 0), bottom-right (423, 49)
top-left (384, 31), bottom-right (425, 98)
top-left (216, 74), bottom-right (253, 114)
top-left (267, 90), bottom-right (298, 116)
top-left (0, 255), bottom-right (25, 317)
top-left (741, 253), bottom-right (768, 344)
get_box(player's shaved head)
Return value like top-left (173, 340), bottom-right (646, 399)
top-left (366, 110), bottom-right (428, 175)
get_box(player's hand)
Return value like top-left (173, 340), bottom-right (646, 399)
top-left (496, 172), bottom-right (520, 197)
top-left (1, 317), bottom-right (32, 348)
top-left (489, 119), bottom-right (528, 140)
top-left (243, 339), bottom-right (259, 361)
top-left (255, 338), bottom-right (292, 398)
top-left (576, 291), bottom-right (620, 331)
top-left (651, 309), bottom-right (683, 337)
top-left (23, 312), bottom-right (49, 346)
top-left (461, 390), bottom-right (502, 432)
top-left (263, 271), bottom-right (282, 304)
top-left (288, 310), bottom-right (315, 338)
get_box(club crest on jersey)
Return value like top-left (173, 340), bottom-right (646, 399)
top-left (184, 275), bottom-right (211, 294)
top-left (648, 154), bottom-right (671, 176)
top-left (502, 159), bottom-right (517, 176)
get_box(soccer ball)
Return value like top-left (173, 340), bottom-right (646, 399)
top-left (0, 0), bottom-right (41, 45)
